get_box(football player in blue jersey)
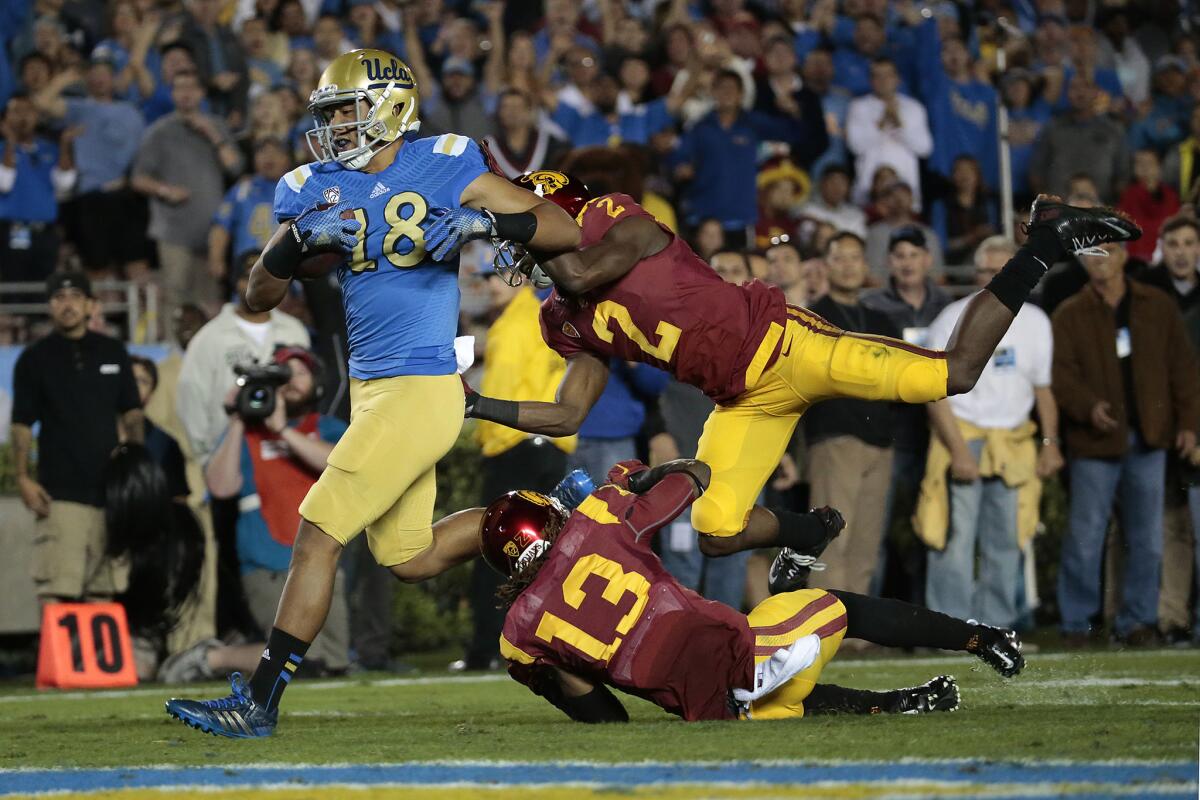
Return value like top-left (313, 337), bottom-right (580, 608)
top-left (165, 48), bottom-right (579, 738)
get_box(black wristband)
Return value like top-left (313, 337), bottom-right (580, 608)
top-left (486, 209), bottom-right (538, 244)
top-left (263, 223), bottom-right (305, 280)
top-left (468, 394), bottom-right (520, 427)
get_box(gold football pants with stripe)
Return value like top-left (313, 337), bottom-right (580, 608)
top-left (692, 306), bottom-right (949, 537)
top-left (744, 588), bottom-right (848, 720)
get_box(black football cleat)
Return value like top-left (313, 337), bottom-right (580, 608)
top-left (968, 620), bottom-right (1025, 678)
top-left (1023, 194), bottom-right (1142, 258)
top-left (768, 506), bottom-right (845, 595)
top-left (894, 675), bottom-right (961, 715)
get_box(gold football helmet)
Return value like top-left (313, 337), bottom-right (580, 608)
top-left (306, 49), bottom-right (421, 171)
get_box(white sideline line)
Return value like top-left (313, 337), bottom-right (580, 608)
top-left (0, 649), bottom-right (1194, 704)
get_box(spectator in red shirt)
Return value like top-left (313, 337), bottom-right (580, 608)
top-left (1118, 148), bottom-right (1181, 263)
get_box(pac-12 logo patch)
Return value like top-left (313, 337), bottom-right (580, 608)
top-left (503, 541), bottom-right (519, 557)
top-left (562, 322), bottom-right (580, 338)
top-left (323, 186), bottom-right (341, 205)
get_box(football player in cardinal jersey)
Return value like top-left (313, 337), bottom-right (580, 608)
top-left (464, 170), bottom-right (1140, 593)
top-left (484, 460), bottom-right (1024, 723)
top-left (164, 49), bottom-right (579, 739)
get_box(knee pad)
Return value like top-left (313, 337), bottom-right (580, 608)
top-left (894, 357), bottom-right (948, 404)
top-left (691, 483), bottom-right (743, 538)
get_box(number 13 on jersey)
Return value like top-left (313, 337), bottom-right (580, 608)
top-left (534, 554), bottom-right (651, 664)
top-left (348, 190), bottom-right (429, 271)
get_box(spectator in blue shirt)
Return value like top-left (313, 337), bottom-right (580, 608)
top-left (802, 47), bottom-right (853, 182)
top-left (34, 58), bottom-right (147, 276)
top-left (914, 22), bottom-right (999, 188)
top-left (345, 0), bottom-right (405, 58)
top-left (1001, 68), bottom-right (1052, 206)
top-left (141, 42), bottom-right (201, 124)
top-left (533, 0), bottom-right (600, 64)
top-left (209, 138), bottom-right (291, 284)
top-left (671, 69), bottom-right (807, 247)
top-left (92, 0), bottom-right (160, 107)
top-left (1128, 56), bottom-right (1194, 155)
top-left (240, 16), bottom-right (286, 100)
top-left (568, 359), bottom-right (669, 488)
top-left (832, 15), bottom-right (888, 97)
top-left (551, 70), bottom-right (674, 149)
top-left (0, 93), bottom-right (76, 286)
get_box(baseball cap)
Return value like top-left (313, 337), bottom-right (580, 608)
top-left (46, 271), bottom-right (94, 299)
top-left (442, 57), bottom-right (474, 77)
top-left (888, 225), bottom-right (928, 252)
top-left (273, 345), bottom-right (320, 374)
top-left (1155, 55), bottom-right (1188, 75)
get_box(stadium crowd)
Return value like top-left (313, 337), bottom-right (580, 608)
top-left (3, 0), bottom-right (1200, 680)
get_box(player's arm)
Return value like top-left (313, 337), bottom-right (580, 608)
top-left (613, 458), bottom-right (711, 496)
top-left (461, 171), bottom-right (581, 253)
top-left (247, 201), bottom-right (361, 312)
top-left (245, 222), bottom-right (294, 312)
top-left (537, 215), bottom-right (670, 295)
top-left (528, 666), bottom-right (629, 724)
top-left (467, 352), bottom-right (609, 437)
top-left (425, 172), bottom-right (583, 262)
top-left (608, 458), bottom-right (710, 541)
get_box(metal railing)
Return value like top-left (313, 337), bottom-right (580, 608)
top-left (0, 280), bottom-right (161, 343)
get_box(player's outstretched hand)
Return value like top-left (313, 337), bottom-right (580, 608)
top-left (294, 201), bottom-right (361, 253)
top-left (424, 206), bottom-right (496, 261)
top-left (607, 459), bottom-right (650, 490)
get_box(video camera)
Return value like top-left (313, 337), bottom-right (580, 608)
top-left (233, 362), bottom-right (292, 421)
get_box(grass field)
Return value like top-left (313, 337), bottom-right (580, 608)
top-left (1, 647), bottom-right (1197, 798)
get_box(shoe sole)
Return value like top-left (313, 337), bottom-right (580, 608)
top-left (164, 704), bottom-right (269, 739)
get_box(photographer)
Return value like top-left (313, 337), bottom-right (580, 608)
top-left (204, 346), bottom-right (351, 674)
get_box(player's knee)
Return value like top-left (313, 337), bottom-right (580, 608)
top-left (897, 357), bottom-right (949, 403)
top-left (291, 520), bottom-right (344, 566)
top-left (691, 487), bottom-right (743, 539)
top-left (698, 533), bottom-right (739, 557)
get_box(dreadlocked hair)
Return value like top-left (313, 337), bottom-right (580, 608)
top-left (494, 511), bottom-right (569, 610)
top-left (104, 443), bottom-right (205, 640)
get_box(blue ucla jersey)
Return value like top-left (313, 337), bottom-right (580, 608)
top-left (214, 175), bottom-right (277, 264)
top-left (274, 133), bottom-right (487, 379)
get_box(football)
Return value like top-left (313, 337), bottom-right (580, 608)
top-left (294, 207), bottom-right (356, 279)
top-left (294, 251), bottom-right (345, 280)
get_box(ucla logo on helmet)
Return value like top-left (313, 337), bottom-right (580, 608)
top-left (523, 171), bottom-right (568, 195)
top-left (362, 57), bottom-right (414, 89)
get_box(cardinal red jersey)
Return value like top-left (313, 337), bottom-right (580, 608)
top-left (539, 193), bottom-right (788, 404)
top-left (499, 476), bottom-right (755, 721)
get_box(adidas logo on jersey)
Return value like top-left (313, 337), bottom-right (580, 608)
top-left (369, 182), bottom-right (390, 199)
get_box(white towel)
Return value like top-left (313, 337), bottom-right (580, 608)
top-left (732, 633), bottom-right (821, 706)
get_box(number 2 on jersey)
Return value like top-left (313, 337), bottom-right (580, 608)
top-left (533, 554), bottom-right (650, 664)
top-left (592, 301), bottom-right (682, 363)
top-left (349, 191), bottom-right (428, 271)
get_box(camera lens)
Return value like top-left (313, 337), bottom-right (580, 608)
top-left (248, 387), bottom-right (270, 409)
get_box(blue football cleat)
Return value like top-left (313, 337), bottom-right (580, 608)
top-left (164, 672), bottom-right (277, 738)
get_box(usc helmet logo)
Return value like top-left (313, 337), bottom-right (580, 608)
top-left (517, 490), bottom-right (550, 506)
top-left (522, 171), bottom-right (569, 196)
top-left (502, 541), bottom-right (519, 557)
